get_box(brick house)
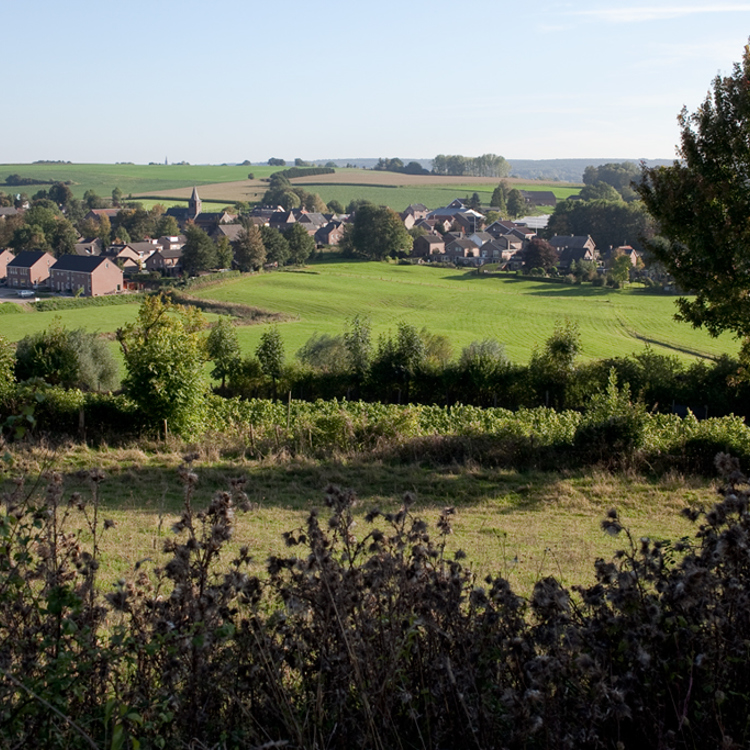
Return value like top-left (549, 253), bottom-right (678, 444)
top-left (0, 249), bottom-right (15, 280)
top-left (412, 234), bottom-right (445, 258)
top-left (50, 255), bottom-right (124, 296)
top-left (145, 248), bottom-right (183, 276)
top-left (6, 250), bottom-right (56, 288)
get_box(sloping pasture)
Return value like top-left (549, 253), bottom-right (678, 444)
top-left (191, 261), bottom-right (737, 364)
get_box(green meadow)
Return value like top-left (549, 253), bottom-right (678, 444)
top-left (190, 260), bottom-right (737, 365)
top-left (0, 163), bottom-right (278, 200)
top-left (1, 261), bottom-right (737, 371)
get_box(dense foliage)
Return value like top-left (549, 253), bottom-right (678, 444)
top-left (116, 294), bottom-right (208, 437)
top-left (637, 42), bottom-right (750, 340)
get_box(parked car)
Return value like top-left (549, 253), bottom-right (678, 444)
top-left (17, 289), bottom-right (34, 298)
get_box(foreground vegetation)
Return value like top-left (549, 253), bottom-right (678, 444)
top-left (1, 446), bottom-right (748, 749)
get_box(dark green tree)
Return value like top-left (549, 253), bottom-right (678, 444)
top-left (155, 214), bottom-right (180, 237)
top-left (578, 181), bottom-right (623, 202)
top-left (206, 316), bottom-right (241, 389)
top-left (255, 326), bottom-right (284, 398)
top-left (83, 190), bottom-right (106, 209)
top-left (583, 162), bottom-right (640, 201)
top-left (48, 182), bottom-right (74, 208)
top-left (340, 204), bottom-right (412, 260)
top-left (490, 182), bottom-right (508, 212)
top-left (327, 199), bottom-right (345, 214)
top-left (181, 225), bottom-right (217, 275)
top-left (215, 236), bottom-right (234, 269)
top-left (283, 223), bottom-right (315, 265)
top-left (506, 189), bottom-right (526, 219)
top-left (636, 43), bottom-right (750, 339)
top-left (259, 226), bottom-right (290, 266)
top-left (112, 186), bottom-right (123, 206)
top-left (343, 315), bottom-right (372, 383)
top-left (547, 199), bottom-right (654, 252)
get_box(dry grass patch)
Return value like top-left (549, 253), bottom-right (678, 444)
top-left (1, 444), bottom-right (717, 595)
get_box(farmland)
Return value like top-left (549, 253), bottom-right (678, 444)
top-left (0, 162), bottom-right (581, 213)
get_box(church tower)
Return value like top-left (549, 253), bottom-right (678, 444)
top-left (188, 186), bottom-right (202, 219)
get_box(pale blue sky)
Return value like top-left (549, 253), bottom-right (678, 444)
top-left (3, 0), bottom-right (749, 164)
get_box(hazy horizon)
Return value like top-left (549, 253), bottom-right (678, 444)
top-left (4, 1), bottom-right (749, 165)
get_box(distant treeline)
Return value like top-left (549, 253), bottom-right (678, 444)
top-left (271, 166), bottom-right (335, 180)
top-left (4, 174), bottom-right (62, 186)
top-left (432, 153), bottom-right (511, 177)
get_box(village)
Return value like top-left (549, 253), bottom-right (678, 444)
top-left (0, 184), bottom-right (643, 297)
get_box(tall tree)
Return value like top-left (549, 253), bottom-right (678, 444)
top-left (283, 223), bottom-right (315, 265)
top-left (637, 43), bottom-right (750, 339)
top-left (259, 226), bottom-right (290, 266)
top-left (206, 316), bottom-right (240, 389)
top-left (255, 326), bottom-right (284, 398)
top-left (181, 225), bottom-right (217, 276)
top-left (340, 204), bottom-right (412, 260)
top-left (506, 189), bottom-right (526, 219)
top-left (117, 294), bottom-right (208, 436)
top-left (235, 224), bottom-right (266, 271)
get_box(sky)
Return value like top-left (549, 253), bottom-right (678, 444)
top-left (3, 0), bottom-right (750, 165)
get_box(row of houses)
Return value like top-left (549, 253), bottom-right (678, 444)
top-left (1, 250), bottom-right (124, 296)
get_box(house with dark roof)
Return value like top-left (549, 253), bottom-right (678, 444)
top-left (49, 255), bottom-right (124, 296)
top-left (84, 208), bottom-right (122, 222)
top-left (314, 221), bottom-right (345, 247)
top-left (74, 238), bottom-right (104, 256)
top-left (145, 248), bottom-right (183, 276)
top-left (549, 235), bottom-right (596, 253)
top-left (6, 251), bottom-right (55, 288)
top-left (0, 206), bottom-right (20, 220)
top-left (412, 234), bottom-right (445, 258)
top-left (520, 190), bottom-right (557, 207)
top-left (212, 224), bottom-right (245, 243)
top-left (0, 249), bottom-right (15, 280)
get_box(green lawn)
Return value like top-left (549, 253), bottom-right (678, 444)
top-left (2, 261), bottom-right (735, 375)
top-left (191, 260), bottom-right (737, 364)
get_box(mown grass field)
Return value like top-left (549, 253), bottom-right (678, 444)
top-left (0, 260), bottom-right (737, 370)
top-left (190, 260), bottom-right (737, 365)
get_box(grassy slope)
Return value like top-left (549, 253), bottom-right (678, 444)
top-left (1, 262), bottom-right (736, 367)
top-left (191, 260), bottom-right (737, 364)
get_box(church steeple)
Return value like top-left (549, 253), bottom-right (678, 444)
top-left (188, 186), bottom-right (202, 219)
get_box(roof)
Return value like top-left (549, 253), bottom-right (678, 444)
top-left (51, 255), bottom-right (118, 273)
top-left (549, 235), bottom-right (595, 250)
top-left (8, 250), bottom-right (52, 267)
